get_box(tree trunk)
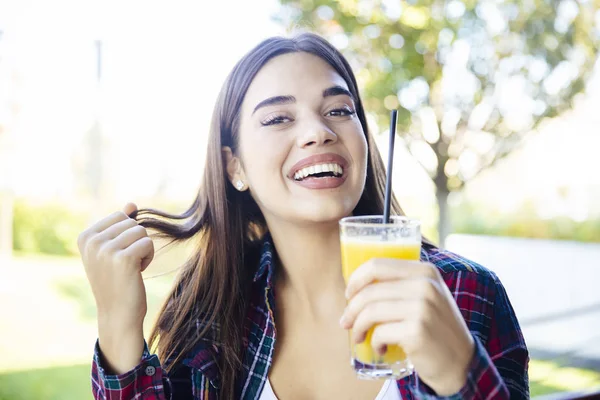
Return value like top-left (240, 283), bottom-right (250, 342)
top-left (436, 185), bottom-right (451, 249)
top-left (434, 142), bottom-right (451, 248)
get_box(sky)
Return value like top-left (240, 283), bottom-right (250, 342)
top-left (0, 0), bottom-right (599, 222)
top-left (0, 0), bottom-right (284, 201)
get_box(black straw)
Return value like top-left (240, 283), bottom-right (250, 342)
top-left (383, 110), bottom-right (398, 224)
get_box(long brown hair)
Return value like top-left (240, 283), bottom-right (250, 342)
top-left (135, 33), bottom-right (407, 399)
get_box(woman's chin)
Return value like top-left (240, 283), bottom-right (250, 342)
top-left (290, 202), bottom-right (355, 225)
top-left (259, 195), bottom-right (360, 227)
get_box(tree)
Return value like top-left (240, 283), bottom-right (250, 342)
top-left (276, 0), bottom-right (600, 246)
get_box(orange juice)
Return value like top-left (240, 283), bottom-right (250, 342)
top-left (341, 239), bottom-right (421, 364)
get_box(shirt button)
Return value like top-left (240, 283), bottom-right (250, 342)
top-left (145, 366), bottom-right (156, 376)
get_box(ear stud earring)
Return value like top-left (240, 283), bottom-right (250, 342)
top-left (235, 180), bottom-right (244, 190)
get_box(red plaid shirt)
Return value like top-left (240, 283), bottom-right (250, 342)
top-left (91, 239), bottom-right (529, 399)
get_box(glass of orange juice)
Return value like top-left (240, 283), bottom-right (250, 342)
top-left (339, 215), bottom-right (421, 380)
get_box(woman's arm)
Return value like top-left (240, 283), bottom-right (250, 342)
top-left (459, 273), bottom-right (529, 399)
top-left (78, 204), bottom-right (180, 399)
top-left (342, 255), bottom-right (529, 399)
top-left (404, 271), bottom-right (529, 399)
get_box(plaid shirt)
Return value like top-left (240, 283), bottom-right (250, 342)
top-left (91, 238), bottom-right (529, 399)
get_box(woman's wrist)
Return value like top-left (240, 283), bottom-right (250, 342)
top-left (98, 319), bottom-right (145, 375)
top-left (430, 336), bottom-right (475, 396)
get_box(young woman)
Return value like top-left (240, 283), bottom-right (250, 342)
top-left (78, 33), bottom-right (529, 400)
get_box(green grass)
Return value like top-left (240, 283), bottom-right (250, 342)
top-left (0, 364), bottom-right (92, 400)
top-left (528, 359), bottom-right (600, 396)
top-left (530, 380), bottom-right (568, 397)
top-left (0, 361), bottom-right (598, 399)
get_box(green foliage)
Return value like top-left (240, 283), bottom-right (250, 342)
top-left (276, 0), bottom-right (600, 190)
top-left (12, 200), bottom-right (87, 256)
top-left (451, 202), bottom-right (600, 242)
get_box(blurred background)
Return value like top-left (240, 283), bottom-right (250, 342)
top-left (1, 0), bottom-right (599, 398)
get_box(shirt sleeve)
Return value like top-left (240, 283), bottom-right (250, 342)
top-left (412, 273), bottom-right (530, 400)
top-left (470, 273), bottom-right (529, 399)
top-left (91, 340), bottom-right (171, 400)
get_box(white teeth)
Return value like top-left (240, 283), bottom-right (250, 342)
top-left (293, 163), bottom-right (344, 180)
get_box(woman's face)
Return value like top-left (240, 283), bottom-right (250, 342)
top-left (231, 52), bottom-right (368, 226)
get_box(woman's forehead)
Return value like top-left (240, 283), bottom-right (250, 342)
top-left (242, 52), bottom-right (350, 110)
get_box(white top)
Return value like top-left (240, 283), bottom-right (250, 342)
top-left (259, 378), bottom-right (402, 400)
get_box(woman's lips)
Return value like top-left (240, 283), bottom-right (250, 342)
top-left (293, 174), bottom-right (347, 189)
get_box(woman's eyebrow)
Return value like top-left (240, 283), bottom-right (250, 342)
top-left (323, 86), bottom-right (354, 101)
top-left (252, 95), bottom-right (295, 115)
top-left (252, 86), bottom-right (354, 115)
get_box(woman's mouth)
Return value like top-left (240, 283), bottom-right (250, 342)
top-left (288, 153), bottom-right (348, 189)
top-left (293, 163), bottom-right (343, 181)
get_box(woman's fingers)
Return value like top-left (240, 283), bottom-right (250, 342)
top-left (345, 259), bottom-right (440, 300)
top-left (341, 280), bottom-right (412, 328)
top-left (350, 299), bottom-right (422, 343)
top-left (369, 321), bottom-right (419, 355)
top-left (123, 202), bottom-right (138, 217)
top-left (342, 278), bottom-right (445, 328)
top-left (120, 236), bottom-right (155, 272)
top-left (111, 224), bottom-right (149, 251)
top-left (91, 211), bottom-right (130, 235)
top-left (97, 218), bottom-right (139, 242)
top-left (77, 203), bottom-right (139, 253)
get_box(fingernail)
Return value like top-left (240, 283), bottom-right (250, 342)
top-left (339, 315), bottom-right (348, 328)
top-left (355, 332), bottom-right (366, 343)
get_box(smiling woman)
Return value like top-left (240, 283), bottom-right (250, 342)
top-left (77, 33), bottom-right (529, 400)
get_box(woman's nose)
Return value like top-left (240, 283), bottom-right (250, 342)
top-left (297, 120), bottom-right (338, 148)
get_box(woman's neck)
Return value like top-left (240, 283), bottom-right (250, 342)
top-left (267, 219), bottom-right (347, 321)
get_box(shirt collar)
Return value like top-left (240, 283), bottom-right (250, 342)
top-left (252, 234), bottom-right (275, 288)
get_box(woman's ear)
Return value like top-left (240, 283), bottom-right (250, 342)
top-left (222, 146), bottom-right (248, 191)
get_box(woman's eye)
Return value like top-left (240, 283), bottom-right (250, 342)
top-left (261, 115), bottom-right (291, 126)
top-left (327, 107), bottom-right (356, 117)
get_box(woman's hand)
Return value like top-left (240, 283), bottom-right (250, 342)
top-left (339, 259), bottom-right (475, 396)
top-left (77, 203), bottom-right (154, 374)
